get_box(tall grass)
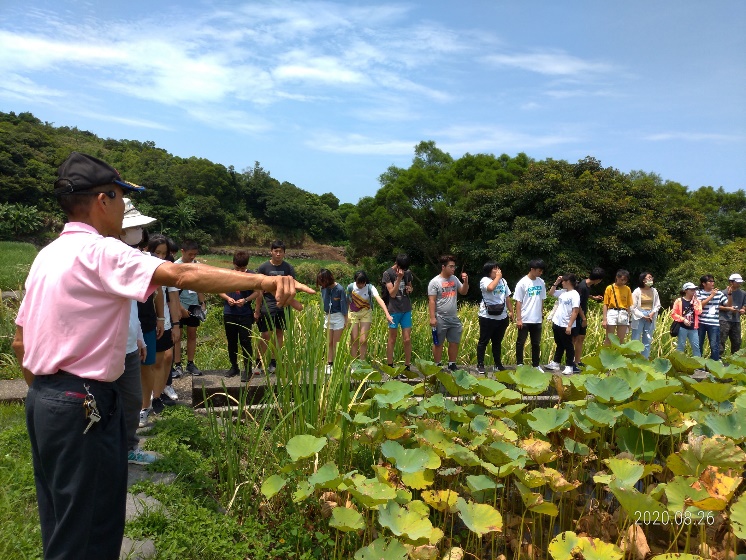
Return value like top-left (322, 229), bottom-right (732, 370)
top-left (0, 241), bottom-right (36, 291)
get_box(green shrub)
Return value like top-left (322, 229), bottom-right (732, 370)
top-left (0, 203), bottom-right (43, 240)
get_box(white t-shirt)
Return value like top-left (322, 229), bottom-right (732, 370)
top-left (552, 289), bottom-right (581, 328)
top-left (513, 275), bottom-right (547, 324)
top-left (347, 282), bottom-right (380, 312)
top-left (479, 277), bottom-right (511, 320)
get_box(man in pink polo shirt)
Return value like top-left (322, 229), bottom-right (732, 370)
top-left (12, 152), bottom-right (314, 560)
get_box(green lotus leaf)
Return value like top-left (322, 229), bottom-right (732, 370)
top-left (665, 392), bottom-right (702, 413)
top-left (349, 478), bottom-right (398, 508)
top-left (444, 400), bottom-right (471, 423)
top-left (513, 365), bottom-right (553, 395)
top-left (292, 480), bottom-right (315, 503)
top-left (308, 462), bottom-right (342, 489)
top-left (453, 369), bottom-right (480, 389)
top-left (731, 491), bottom-right (746, 539)
top-left (615, 426), bottom-right (657, 461)
top-left (329, 506), bottom-right (365, 532)
top-left (486, 418), bottom-right (519, 441)
top-left (614, 368), bottom-right (648, 392)
top-left (394, 488), bottom-right (412, 504)
top-left (407, 499), bottom-right (431, 518)
top-left (530, 501), bottom-right (560, 516)
top-left (638, 379), bottom-right (682, 401)
top-left (440, 442), bottom-right (482, 467)
top-left (373, 380), bottom-right (416, 406)
top-left (578, 537), bottom-right (623, 560)
top-left (647, 424), bottom-right (690, 436)
top-left (668, 350), bottom-right (702, 375)
top-left (585, 375), bottom-right (633, 403)
top-left (514, 468), bottom-right (546, 489)
top-left (421, 489), bottom-right (459, 512)
top-left (352, 413), bottom-right (376, 425)
top-left (465, 474), bottom-right (497, 493)
top-left (599, 348), bottom-right (628, 370)
top-left (584, 401), bottom-right (623, 427)
top-left (488, 400), bottom-right (525, 414)
top-left (400, 469), bottom-right (435, 489)
top-left (422, 394), bottom-right (446, 414)
top-left (734, 392), bottom-right (746, 409)
top-left (686, 380), bottom-right (735, 403)
top-left (483, 440), bottom-right (528, 466)
top-left (455, 497), bottom-right (503, 535)
top-left (378, 501), bottom-right (434, 541)
top-left (548, 531), bottom-right (581, 560)
top-left (569, 410), bottom-right (597, 434)
top-left (470, 414), bottom-right (490, 433)
top-left (525, 408), bottom-right (571, 433)
top-left (649, 357), bottom-right (673, 375)
top-left (436, 371), bottom-right (475, 396)
top-left (543, 466), bottom-right (580, 492)
top-left (473, 378), bottom-right (506, 397)
top-left (622, 408), bottom-right (665, 429)
top-left (286, 434), bottom-right (327, 462)
top-left (608, 479), bottom-right (667, 518)
top-left (381, 441), bottom-right (432, 473)
top-left (260, 474), bottom-right (287, 499)
top-left (354, 537), bottom-right (408, 560)
top-left (414, 359), bottom-right (445, 377)
top-left (520, 437), bottom-right (557, 464)
top-left (667, 434), bottom-right (746, 476)
top-left (702, 412), bottom-right (746, 441)
top-left (381, 420), bottom-right (413, 440)
top-left (605, 457), bottom-right (645, 487)
top-left (563, 437), bottom-right (590, 456)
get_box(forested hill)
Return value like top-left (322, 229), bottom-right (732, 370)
top-left (2, 111), bottom-right (745, 303)
top-left (0, 111), bottom-right (349, 248)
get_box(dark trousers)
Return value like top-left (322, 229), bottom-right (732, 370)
top-left (224, 314), bottom-right (253, 369)
top-left (26, 372), bottom-right (127, 560)
top-left (476, 316), bottom-right (509, 367)
top-left (516, 322), bottom-right (542, 367)
top-left (116, 349), bottom-right (142, 451)
top-left (719, 320), bottom-right (741, 356)
top-left (698, 323), bottom-right (721, 361)
top-left (552, 324), bottom-right (575, 366)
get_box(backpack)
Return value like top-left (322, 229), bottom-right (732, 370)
top-left (381, 270), bottom-right (391, 305)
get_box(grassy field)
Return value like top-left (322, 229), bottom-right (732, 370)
top-left (0, 241), bottom-right (36, 292)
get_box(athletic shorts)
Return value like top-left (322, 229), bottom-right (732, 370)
top-left (324, 312), bottom-right (346, 331)
top-left (571, 323), bottom-right (587, 337)
top-left (349, 309), bottom-right (372, 326)
top-left (179, 316), bottom-right (202, 328)
top-left (436, 315), bottom-right (463, 344)
top-left (141, 329), bottom-right (156, 365)
top-left (388, 311), bottom-right (413, 330)
top-left (258, 311), bottom-right (288, 333)
top-left (607, 309), bottom-right (630, 326)
top-left (156, 328), bottom-right (174, 353)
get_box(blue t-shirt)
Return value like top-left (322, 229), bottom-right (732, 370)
top-left (321, 283), bottom-right (348, 315)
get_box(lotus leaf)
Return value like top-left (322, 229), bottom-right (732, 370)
top-left (514, 480), bottom-right (558, 515)
top-left (514, 468), bottom-right (546, 489)
top-left (569, 410), bottom-right (597, 434)
top-left (488, 400), bottom-right (525, 415)
top-left (584, 376), bottom-right (633, 403)
top-left (548, 531), bottom-right (581, 559)
top-left (608, 479), bottom-right (668, 518)
top-left (530, 501), bottom-right (559, 516)
top-left (520, 437), bottom-right (557, 464)
top-left (436, 372), bottom-right (475, 396)
top-left (483, 440), bottom-right (528, 466)
top-left (381, 420), bottom-right (413, 440)
top-left (512, 365), bottom-right (552, 394)
top-left (615, 426), bottom-right (657, 461)
top-left (649, 555), bottom-right (708, 560)
top-left (286, 434), bottom-right (327, 462)
top-left (381, 441), bottom-right (437, 473)
top-left (470, 414), bottom-right (490, 433)
top-left (686, 380), bottom-right (734, 402)
top-left (377, 501), bottom-right (434, 541)
top-left (401, 469), bottom-right (435, 489)
top-left (422, 394), bottom-right (446, 414)
top-left (639, 379), bottom-right (682, 401)
top-left (261, 474), bottom-right (287, 499)
top-left (349, 477), bottom-right (398, 508)
top-left (702, 411), bottom-right (746, 441)
top-left (648, 424), bottom-right (691, 436)
top-left (480, 459), bottom-right (522, 478)
top-left (408, 545), bottom-right (439, 560)
top-left (667, 434), bottom-right (746, 477)
top-left (580, 354), bottom-right (604, 371)
top-left (374, 381), bottom-right (416, 406)
top-left (329, 506), bottom-right (365, 532)
top-left (487, 418), bottom-right (519, 441)
top-left (352, 413), bottom-right (376, 425)
top-left (701, 358), bottom-right (743, 379)
top-left (354, 537), bottom-right (409, 560)
top-left (664, 475), bottom-right (710, 515)
top-left (563, 437), bottom-right (590, 456)
top-left (577, 537), bottom-right (623, 560)
top-left (308, 462), bottom-right (342, 489)
top-left (292, 480), bottom-right (315, 503)
top-left (465, 474), bottom-right (497, 493)
top-left (665, 393), bottom-right (702, 413)
top-left (444, 400), bottom-right (470, 423)
top-left (690, 466), bottom-right (742, 510)
top-left (473, 378), bottom-right (506, 397)
top-left (599, 347), bottom-right (629, 370)
top-left (421, 490), bottom-right (459, 512)
top-left (542, 467), bottom-right (580, 492)
top-left (395, 488), bottom-right (412, 504)
top-left (731, 491), bottom-right (746, 539)
top-left (668, 350), bottom-right (702, 374)
top-left (455, 498), bottom-right (503, 535)
top-left (407, 499), bottom-right (430, 517)
top-left (526, 408), bottom-right (571, 433)
top-left (622, 408), bottom-right (665, 429)
top-left (358, 424), bottom-right (384, 445)
top-left (615, 368), bottom-right (648, 392)
top-left (439, 441), bottom-right (482, 466)
top-left (605, 457), bottom-right (645, 486)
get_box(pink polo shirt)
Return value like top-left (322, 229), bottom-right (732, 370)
top-left (16, 222), bottom-right (162, 381)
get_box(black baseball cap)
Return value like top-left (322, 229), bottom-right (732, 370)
top-left (54, 152), bottom-right (144, 194)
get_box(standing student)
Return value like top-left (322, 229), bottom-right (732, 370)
top-left (573, 268), bottom-right (604, 367)
top-left (12, 151), bottom-right (314, 560)
top-left (318, 269), bottom-right (348, 373)
top-left (254, 240), bottom-right (296, 374)
top-left (346, 270), bottom-right (393, 362)
top-left (630, 272), bottom-right (661, 359)
top-left (546, 274), bottom-right (581, 375)
top-left (671, 282), bottom-right (702, 356)
top-left (383, 254), bottom-right (414, 369)
top-left (174, 240), bottom-right (205, 376)
top-left (219, 251), bottom-right (258, 382)
top-left (476, 261), bottom-right (512, 374)
top-left (428, 255), bottom-right (469, 371)
top-left (696, 274), bottom-right (728, 361)
top-left (720, 274), bottom-right (745, 357)
top-left (513, 259), bottom-right (547, 370)
top-left (602, 269), bottom-right (633, 345)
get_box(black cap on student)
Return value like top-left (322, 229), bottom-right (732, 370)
top-left (54, 152), bottom-right (144, 195)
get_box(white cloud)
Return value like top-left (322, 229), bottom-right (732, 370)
top-left (0, 73), bottom-right (65, 102)
top-left (644, 132), bottom-right (744, 142)
top-left (307, 133), bottom-right (416, 155)
top-left (483, 50), bottom-right (613, 76)
top-left (78, 111), bottom-right (173, 131)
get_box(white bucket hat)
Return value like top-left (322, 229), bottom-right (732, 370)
top-left (122, 198), bottom-right (157, 229)
top-left (729, 273), bottom-right (743, 283)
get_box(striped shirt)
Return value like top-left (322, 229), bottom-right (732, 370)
top-left (696, 289), bottom-right (728, 327)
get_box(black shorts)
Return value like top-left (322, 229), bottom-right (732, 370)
top-left (257, 311), bottom-right (289, 333)
top-left (179, 316), bottom-right (202, 328)
top-left (156, 329), bottom-right (174, 353)
top-left (571, 323), bottom-right (587, 337)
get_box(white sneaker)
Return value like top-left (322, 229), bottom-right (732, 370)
top-left (163, 385), bottom-right (178, 401)
top-left (325, 364), bottom-right (333, 375)
top-left (138, 408), bottom-right (151, 428)
top-left (561, 366), bottom-right (574, 376)
top-left (546, 361), bottom-right (561, 371)
top-left (535, 366), bottom-right (545, 373)
top-left (128, 447), bottom-right (158, 465)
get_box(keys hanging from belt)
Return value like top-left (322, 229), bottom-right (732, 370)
top-left (82, 384), bottom-right (101, 434)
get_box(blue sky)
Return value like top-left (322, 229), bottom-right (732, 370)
top-left (1, 1), bottom-right (744, 203)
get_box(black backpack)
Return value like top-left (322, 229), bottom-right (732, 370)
top-left (381, 270), bottom-right (391, 305)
